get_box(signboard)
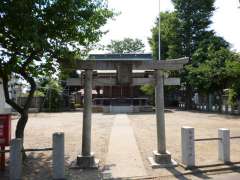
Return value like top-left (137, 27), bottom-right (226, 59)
top-left (0, 115), bottom-right (11, 146)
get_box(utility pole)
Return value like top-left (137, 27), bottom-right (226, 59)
top-left (158, 0), bottom-right (161, 61)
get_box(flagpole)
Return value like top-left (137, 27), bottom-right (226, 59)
top-left (158, 0), bottom-right (161, 60)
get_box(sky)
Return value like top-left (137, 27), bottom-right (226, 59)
top-left (97, 0), bottom-right (240, 53)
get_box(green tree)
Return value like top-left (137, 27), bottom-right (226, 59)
top-left (187, 35), bottom-right (230, 92)
top-left (38, 78), bottom-right (63, 112)
top-left (106, 38), bottom-right (145, 53)
top-left (172, 0), bottom-right (215, 58)
top-left (0, 0), bottom-right (113, 149)
top-left (149, 12), bottom-right (182, 60)
top-left (172, 0), bottom-right (216, 109)
top-left (187, 46), bottom-right (237, 111)
top-left (225, 53), bottom-right (240, 105)
top-left (145, 12), bottom-right (183, 99)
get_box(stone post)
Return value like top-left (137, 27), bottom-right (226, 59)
top-left (231, 106), bottom-right (235, 115)
top-left (10, 139), bottom-right (22, 180)
top-left (181, 127), bottom-right (195, 167)
top-left (77, 70), bottom-right (98, 168)
top-left (208, 94), bottom-right (213, 112)
top-left (237, 100), bottom-right (240, 115)
top-left (53, 132), bottom-right (65, 180)
top-left (225, 104), bottom-right (228, 114)
top-left (218, 128), bottom-right (230, 163)
top-left (149, 70), bottom-right (176, 167)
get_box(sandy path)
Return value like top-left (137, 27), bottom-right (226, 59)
top-left (103, 114), bottom-right (147, 179)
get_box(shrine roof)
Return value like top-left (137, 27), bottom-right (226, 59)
top-left (88, 53), bottom-right (153, 61)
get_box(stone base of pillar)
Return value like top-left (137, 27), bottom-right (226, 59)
top-left (75, 153), bottom-right (99, 169)
top-left (148, 151), bottom-right (177, 168)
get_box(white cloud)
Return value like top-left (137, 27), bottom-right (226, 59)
top-left (212, 0), bottom-right (240, 52)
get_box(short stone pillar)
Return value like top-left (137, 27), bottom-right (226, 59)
top-left (221, 105), bottom-right (224, 113)
top-left (53, 132), bottom-right (65, 180)
top-left (225, 105), bottom-right (228, 114)
top-left (77, 69), bottom-right (99, 168)
top-left (208, 94), bottom-right (213, 112)
top-left (237, 101), bottom-right (240, 115)
top-left (181, 127), bottom-right (195, 167)
top-left (231, 106), bottom-right (235, 115)
top-left (10, 139), bottom-right (22, 180)
top-left (218, 128), bottom-right (230, 163)
top-left (212, 105), bottom-right (215, 111)
top-left (228, 106), bottom-right (232, 114)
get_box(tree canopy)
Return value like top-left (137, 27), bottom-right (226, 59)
top-left (106, 38), bottom-right (145, 53)
top-left (149, 0), bottom-right (240, 109)
top-left (149, 12), bottom-right (182, 60)
top-left (172, 0), bottom-right (215, 59)
top-left (0, 0), bottom-right (113, 144)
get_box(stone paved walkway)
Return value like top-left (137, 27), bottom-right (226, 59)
top-left (103, 114), bottom-right (147, 179)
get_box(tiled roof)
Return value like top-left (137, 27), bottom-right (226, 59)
top-left (88, 53), bottom-right (152, 61)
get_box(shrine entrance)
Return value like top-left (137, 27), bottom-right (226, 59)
top-left (64, 56), bottom-right (188, 168)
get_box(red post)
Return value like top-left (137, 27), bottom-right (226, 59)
top-left (0, 146), bottom-right (5, 171)
top-left (0, 114), bottom-right (11, 171)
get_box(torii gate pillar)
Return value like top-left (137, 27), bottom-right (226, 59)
top-left (148, 70), bottom-right (177, 167)
top-left (77, 69), bottom-right (99, 168)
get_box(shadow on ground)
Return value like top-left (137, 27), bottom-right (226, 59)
top-left (162, 162), bottom-right (240, 180)
top-left (2, 158), bottom-right (240, 179)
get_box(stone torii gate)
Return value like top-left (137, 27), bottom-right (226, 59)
top-left (68, 57), bottom-right (188, 168)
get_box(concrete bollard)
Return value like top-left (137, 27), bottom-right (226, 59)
top-left (225, 105), bottom-right (228, 114)
top-left (204, 105), bottom-right (207, 111)
top-left (10, 138), bottom-right (22, 180)
top-left (53, 132), bottom-right (65, 180)
top-left (231, 106), bottom-right (235, 115)
top-left (218, 128), bottom-right (230, 163)
top-left (237, 101), bottom-right (240, 115)
top-left (181, 127), bottom-right (195, 167)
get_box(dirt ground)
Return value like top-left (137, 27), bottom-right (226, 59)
top-left (1, 112), bottom-right (115, 180)
top-left (129, 110), bottom-right (240, 178)
top-left (1, 110), bottom-right (240, 179)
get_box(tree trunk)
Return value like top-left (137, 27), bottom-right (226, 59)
top-left (2, 72), bottom-right (36, 160)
